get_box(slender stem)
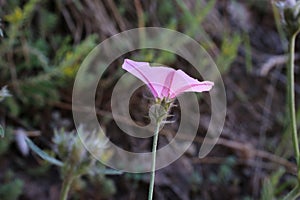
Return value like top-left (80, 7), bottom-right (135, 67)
top-left (288, 33), bottom-right (300, 178)
top-left (60, 171), bottom-right (74, 200)
top-left (283, 184), bottom-right (300, 200)
top-left (282, 31), bottom-right (300, 200)
top-left (148, 120), bottom-right (161, 200)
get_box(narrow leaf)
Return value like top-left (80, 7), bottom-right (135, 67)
top-left (95, 168), bottom-right (123, 175)
top-left (25, 137), bottom-right (64, 167)
top-left (0, 125), bottom-right (4, 138)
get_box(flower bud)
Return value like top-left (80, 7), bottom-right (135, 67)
top-left (277, 0), bottom-right (300, 35)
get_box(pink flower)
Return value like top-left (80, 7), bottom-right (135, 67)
top-left (122, 59), bottom-right (214, 99)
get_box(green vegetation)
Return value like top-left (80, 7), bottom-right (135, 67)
top-left (0, 0), bottom-right (298, 199)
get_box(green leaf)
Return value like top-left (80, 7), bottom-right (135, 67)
top-left (25, 137), bottom-right (64, 167)
top-left (0, 178), bottom-right (23, 200)
top-left (0, 125), bottom-right (4, 138)
top-left (0, 127), bottom-right (13, 155)
top-left (216, 33), bottom-right (242, 74)
top-left (243, 33), bottom-right (253, 74)
top-left (96, 168), bottom-right (123, 175)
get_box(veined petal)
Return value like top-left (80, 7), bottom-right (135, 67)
top-left (122, 59), bottom-right (214, 99)
top-left (122, 59), bottom-right (175, 98)
top-left (170, 70), bottom-right (214, 98)
top-left (161, 70), bottom-right (176, 97)
top-left (122, 59), bottom-right (158, 97)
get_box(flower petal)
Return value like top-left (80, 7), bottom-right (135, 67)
top-left (161, 70), bottom-right (176, 97)
top-left (122, 59), bottom-right (175, 98)
top-left (122, 59), bottom-right (214, 99)
top-left (170, 70), bottom-right (214, 98)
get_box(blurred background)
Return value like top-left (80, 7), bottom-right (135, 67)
top-left (0, 0), bottom-right (299, 199)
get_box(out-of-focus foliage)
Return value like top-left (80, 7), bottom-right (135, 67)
top-left (1, 0), bottom-right (98, 116)
top-left (260, 168), bottom-right (297, 200)
top-left (0, 0), bottom-right (288, 199)
top-left (217, 33), bottom-right (242, 74)
top-left (26, 126), bottom-right (118, 199)
top-left (0, 0), bottom-right (241, 119)
top-left (133, 0), bottom-right (241, 72)
top-left (0, 86), bottom-right (11, 102)
top-left (0, 171), bottom-right (24, 200)
top-left (0, 127), bottom-right (14, 155)
top-left (0, 86), bottom-right (11, 137)
top-left (208, 156), bottom-right (237, 184)
top-left (0, 126), bottom-right (3, 138)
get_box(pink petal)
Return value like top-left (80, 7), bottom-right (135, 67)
top-left (122, 59), bottom-right (214, 99)
top-left (122, 59), bottom-right (175, 98)
top-left (161, 70), bottom-right (176, 97)
top-left (170, 70), bottom-right (214, 98)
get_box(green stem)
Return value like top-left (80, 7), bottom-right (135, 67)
top-left (288, 33), bottom-right (300, 179)
top-left (283, 184), bottom-right (300, 200)
top-left (148, 120), bottom-right (162, 200)
top-left (60, 171), bottom-right (74, 200)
